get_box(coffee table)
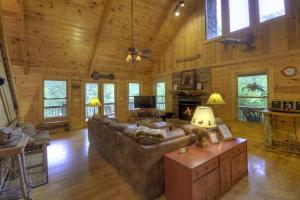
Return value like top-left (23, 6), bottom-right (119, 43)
top-left (137, 120), bottom-right (173, 130)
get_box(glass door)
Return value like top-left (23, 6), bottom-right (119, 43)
top-left (103, 83), bottom-right (115, 118)
top-left (85, 83), bottom-right (99, 120)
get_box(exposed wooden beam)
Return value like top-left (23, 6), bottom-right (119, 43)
top-left (87, 0), bottom-right (114, 76)
top-left (16, 0), bottom-right (29, 74)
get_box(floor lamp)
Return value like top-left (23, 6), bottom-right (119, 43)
top-left (89, 97), bottom-right (102, 116)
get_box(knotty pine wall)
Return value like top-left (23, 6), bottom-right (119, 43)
top-left (152, 0), bottom-right (300, 143)
top-left (11, 65), bottom-right (152, 129)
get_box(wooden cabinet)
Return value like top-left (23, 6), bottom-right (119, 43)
top-left (164, 138), bottom-right (247, 200)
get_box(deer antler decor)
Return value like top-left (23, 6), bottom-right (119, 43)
top-left (219, 32), bottom-right (255, 52)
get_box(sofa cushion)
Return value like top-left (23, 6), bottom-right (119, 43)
top-left (108, 122), bottom-right (127, 132)
top-left (166, 128), bottom-right (185, 140)
top-left (93, 115), bottom-right (111, 125)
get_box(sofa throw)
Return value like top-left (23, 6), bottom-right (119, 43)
top-left (21, 123), bottom-right (36, 136)
top-left (135, 126), bottom-right (167, 145)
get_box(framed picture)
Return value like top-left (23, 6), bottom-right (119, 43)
top-left (218, 124), bottom-right (233, 140)
top-left (208, 130), bottom-right (220, 144)
top-left (173, 84), bottom-right (178, 91)
top-left (181, 70), bottom-right (196, 90)
top-left (196, 82), bottom-right (202, 90)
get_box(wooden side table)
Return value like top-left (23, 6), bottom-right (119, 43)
top-left (164, 138), bottom-right (247, 200)
top-left (0, 135), bottom-right (31, 200)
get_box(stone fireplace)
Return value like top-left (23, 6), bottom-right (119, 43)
top-left (178, 97), bottom-right (201, 121)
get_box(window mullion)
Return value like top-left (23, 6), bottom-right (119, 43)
top-left (222, 0), bottom-right (230, 35)
top-left (249, 0), bottom-right (259, 26)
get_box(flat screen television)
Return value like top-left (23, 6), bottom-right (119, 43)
top-left (134, 96), bottom-right (156, 109)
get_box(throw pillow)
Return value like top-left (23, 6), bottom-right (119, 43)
top-left (166, 128), bottom-right (185, 140)
top-left (93, 115), bottom-right (111, 125)
top-left (108, 122), bottom-right (127, 132)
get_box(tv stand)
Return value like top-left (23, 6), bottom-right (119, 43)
top-left (135, 108), bottom-right (158, 121)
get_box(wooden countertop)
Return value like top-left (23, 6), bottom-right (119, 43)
top-left (164, 138), bottom-right (247, 169)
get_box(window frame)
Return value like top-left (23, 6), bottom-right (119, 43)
top-left (84, 82), bottom-right (100, 120)
top-left (43, 79), bottom-right (68, 119)
top-left (128, 82), bottom-right (140, 111)
top-left (236, 73), bottom-right (269, 123)
top-left (205, 0), bottom-right (224, 41)
top-left (155, 81), bottom-right (166, 111)
top-left (103, 83), bottom-right (116, 118)
top-left (204, 0), bottom-right (288, 41)
top-left (257, 0), bottom-right (287, 24)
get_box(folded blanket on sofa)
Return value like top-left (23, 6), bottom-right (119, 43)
top-left (135, 126), bottom-right (167, 139)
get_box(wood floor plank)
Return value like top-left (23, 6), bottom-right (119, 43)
top-left (31, 129), bottom-right (300, 200)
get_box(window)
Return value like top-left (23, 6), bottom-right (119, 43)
top-left (229, 0), bottom-right (250, 32)
top-left (156, 82), bottom-right (166, 110)
top-left (44, 80), bottom-right (67, 118)
top-left (128, 83), bottom-right (140, 110)
top-left (103, 83), bottom-right (115, 117)
top-left (85, 83), bottom-right (99, 119)
top-left (259, 0), bottom-right (285, 22)
top-left (206, 0), bottom-right (222, 40)
top-left (237, 74), bottom-right (268, 122)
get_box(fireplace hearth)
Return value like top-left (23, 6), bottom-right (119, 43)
top-left (178, 97), bottom-right (201, 121)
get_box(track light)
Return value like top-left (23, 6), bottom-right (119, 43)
top-left (179, 0), bottom-right (185, 7)
top-left (174, 0), bottom-right (184, 16)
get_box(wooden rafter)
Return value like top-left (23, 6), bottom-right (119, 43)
top-left (87, 0), bottom-right (114, 76)
top-left (16, 0), bottom-right (29, 74)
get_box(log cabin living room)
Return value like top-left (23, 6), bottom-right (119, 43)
top-left (0, 0), bottom-right (299, 199)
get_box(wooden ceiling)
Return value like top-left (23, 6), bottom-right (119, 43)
top-left (1, 0), bottom-right (198, 75)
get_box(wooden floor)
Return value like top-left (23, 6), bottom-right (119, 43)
top-left (31, 129), bottom-right (300, 200)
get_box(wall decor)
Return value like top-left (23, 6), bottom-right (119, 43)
top-left (91, 72), bottom-right (115, 80)
top-left (196, 82), bottom-right (202, 90)
top-left (176, 54), bottom-right (201, 64)
top-left (71, 80), bottom-right (81, 89)
top-left (180, 70), bottom-right (196, 90)
top-left (282, 66), bottom-right (297, 77)
top-left (173, 84), bottom-right (178, 91)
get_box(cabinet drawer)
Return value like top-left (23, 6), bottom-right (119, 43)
top-left (220, 142), bottom-right (246, 165)
top-left (193, 157), bottom-right (219, 181)
top-left (193, 168), bottom-right (220, 200)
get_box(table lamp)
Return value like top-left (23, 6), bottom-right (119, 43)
top-left (207, 93), bottom-right (225, 117)
top-left (191, 106), bottom-right (216, 147)
top-left (89, 97), bottom-right (102, 115)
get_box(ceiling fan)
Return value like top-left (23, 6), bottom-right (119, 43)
top-left (125, 0), bottom-right (152, 64)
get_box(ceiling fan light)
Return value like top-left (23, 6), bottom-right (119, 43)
top-left (175, 10), bottom-right (180, 16)
top-left (136, 55), bottom-right (141, 62)
top-left (126, 54), bottom-right (132, 62)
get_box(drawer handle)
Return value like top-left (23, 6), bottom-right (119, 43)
top-left (204, 166), bottom-right (208, 170)
top-left (205, 181), bottom-right (209, 185)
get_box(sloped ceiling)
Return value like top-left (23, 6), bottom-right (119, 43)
top-left (1, 0), bottom-right (198, 75)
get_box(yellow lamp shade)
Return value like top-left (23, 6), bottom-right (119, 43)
top-left (207, 93), bottom-right (225, 105)
top-left (191, 106), bottom-right (216, 128)
top-left (89, 97), bottom-right (102, 107)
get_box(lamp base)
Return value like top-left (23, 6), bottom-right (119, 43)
top-left (195, 128), bottom-right (209, 148)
